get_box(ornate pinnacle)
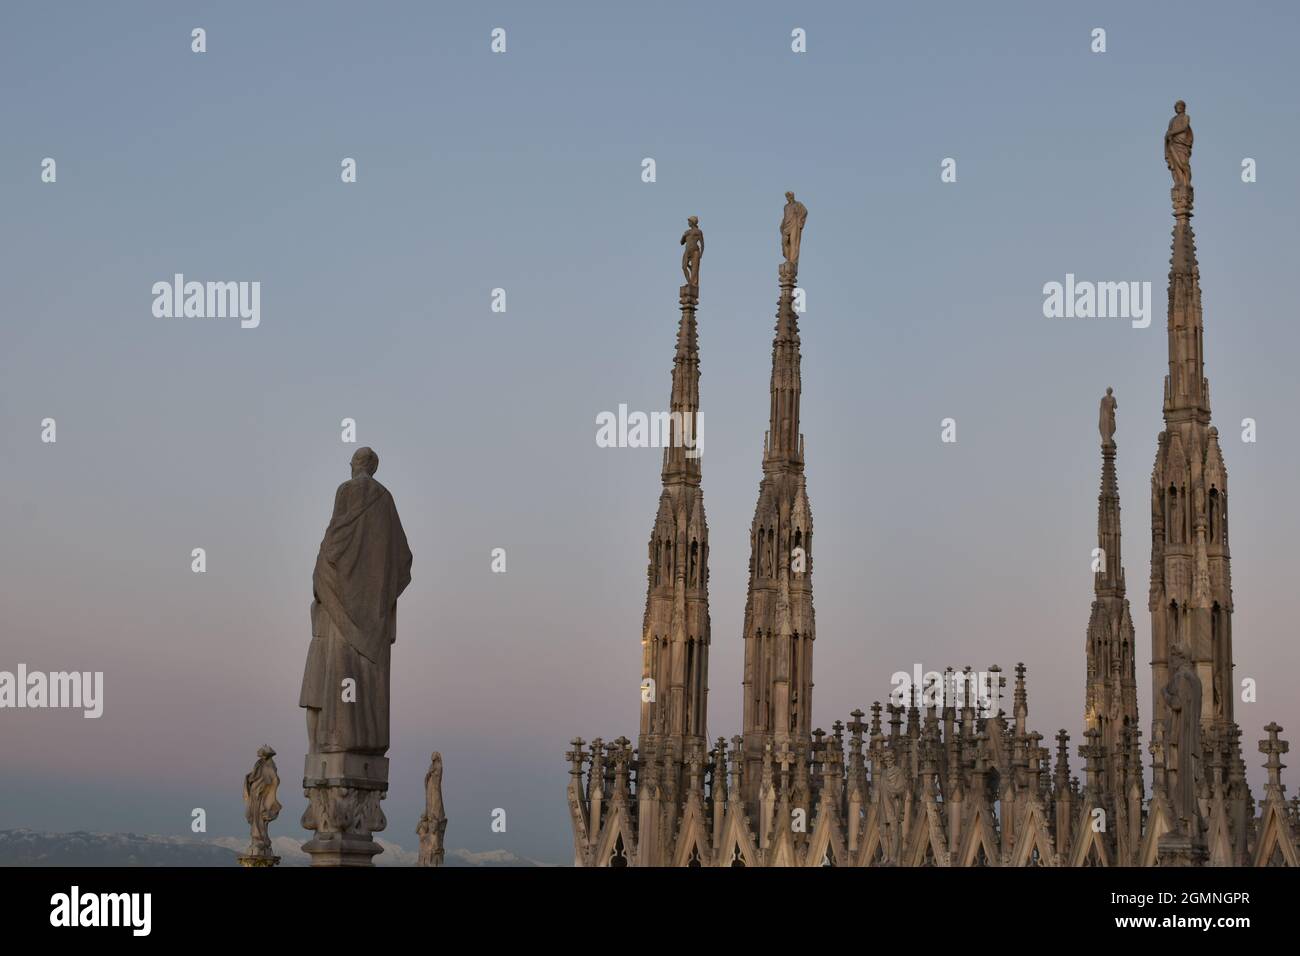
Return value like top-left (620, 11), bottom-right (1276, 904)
top-left (567, 738), bottom-right (586, 775)
top-left (848, 708), bottom-right (866, 745)
top-left (1080, 727), bottom-right (1105, 798)
top-left (1260, 723), bottom-right (1289, 792)
top-left (712, 737), bottom-right (729, 798)
top-left (1127, 727), bottom-right (1144, 783)
top-left (730, 735), bottom-right (745, 793)
top-left (687, 742), bottom-right (705, 793)
top-left (987, 664), bottom-right (1006, 719)
top-left (1014, 662), bottom-right (1028, 729)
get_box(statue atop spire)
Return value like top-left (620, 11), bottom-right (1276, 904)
top-left (742, 190), bottom-right (815, 809)
top-left (780, 191), bottom-right (808, 268)
top-left (680, 216), bottom-right (703, 288)
top-left (639, 213), bottom-right (712, 806)
top-left (1099, 387), bottom-right (1117, 446)
top-left (1164, 100), bottom-right (1193, 188)
top-left (1085, 388), bottom-right (1139, 815)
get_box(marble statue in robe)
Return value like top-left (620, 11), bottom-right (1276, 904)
top-left (780, 191), bottom-right (808, 266)
top-left (1099, 387), bottom-right (1117, 445)
top-left (876, 749), bottom-right (909, 864)
top-left (299, 447), bottom-right (412, 755)
top-left (1165, 101), bottom-right (1193, 187)
top-left (1161, 644), bottom-right (1203, 831)
top-left (416, 752), bottom-right (448, 866)
top-left (242, 745), bottom-right (282, 857)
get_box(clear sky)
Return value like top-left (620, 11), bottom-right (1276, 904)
top-left (2, 1), bottom-right (1298, 863)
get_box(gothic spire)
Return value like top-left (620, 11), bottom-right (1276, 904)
top-left (1149, 102), bottom-right (1236, 738)
top-left (663, 281), bottom-right (703, 482)
top-left (1087, 389), bottom-right (1139, 801)
top-left (741, 194), bottom-right (815, 810)
top-left (640, 222), bottom-right (711, 765)
top-left (1163, 101), bottom-right (1209, 423)
top-left (1096, 392), bottom-right (1125, 598)
top-left (764, 261), bottom-right (804, 469)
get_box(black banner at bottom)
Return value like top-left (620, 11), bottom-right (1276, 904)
top-left (0, 865), bottom-right (1289, 941)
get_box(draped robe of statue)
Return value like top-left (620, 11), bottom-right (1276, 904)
top-left (876, 755), bottom-right (908, 863)
top-left (1100, 390), bottom-right (1117, 444)
top-left (416, 752), bottom-right (448, 866)
top-left (1161, 651), bottom-right (1202, 830)
top-left (242, 747), bottom-right (282, 856)
top-left (1165, 107), bottom-right (1193, 187)
top-left (780, 195), bottom-right (808, 266)
top-left (299, 474), bottom-right (412, 754)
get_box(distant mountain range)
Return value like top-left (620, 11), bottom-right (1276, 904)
top-left (0, 829), bottom-right (554, 867)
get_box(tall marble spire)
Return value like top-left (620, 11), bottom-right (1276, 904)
top-left (1085, 390), bottom-right (1139, 801)
top-left (1149, 101), bottom-right (1235, 743)
top-left (741, 195), bottom-right (816, 807)
top-left (640, 226), bottom-right (711, 774)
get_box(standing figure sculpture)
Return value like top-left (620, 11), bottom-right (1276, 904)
top-left (780, 191), bottom-right (808, 267)
top-left (416, 751), bottom-right (449, 867)
top-left (1099, 387), bottom-right (1117, 445)
top-left (299, 446), bottom-right (412, 755)
top-left (240, 745), bottom-right (282, 866)
top-left (1161, 644), bottom-right (1203, 832)
top-left (875, 749), bottom-right (909, 864)
top-left (680, 216), bottom-right (703, 287)
top-left (1164, 100), bottom-right (1193, 187)
top-left (299, 446), bottom-right (412, 866)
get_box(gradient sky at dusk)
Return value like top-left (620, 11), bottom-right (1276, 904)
top-left (2, 1), bottom-right (1299, 862)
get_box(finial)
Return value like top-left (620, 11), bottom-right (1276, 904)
top-left (848, 708), bottom-right (865, 738)
top-left (1260, 722), bottom-right (1289, 791)
top-left (1080, 727), bottom-right (1105, 796)
top-left (566, 738), bottom-right (586, 772)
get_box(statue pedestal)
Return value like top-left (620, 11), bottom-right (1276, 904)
top-left (238, 853), bottom-right (280, 868)
top-left (300, 829), bottom-right (383, 867)
top-left (301, 752), bottom-right (389, 867)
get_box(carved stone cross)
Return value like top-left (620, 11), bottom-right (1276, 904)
top-left (566, 737), bottom-right (586, 771)
top-left (775, 742), bottom-right (795, 775)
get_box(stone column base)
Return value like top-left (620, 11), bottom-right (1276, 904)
top-left (238, 854), bottom-right (281, 868)
top-left (300, 831), bottom-right (384, 867)
top-left (301, 752), bottom-right (389, 867)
